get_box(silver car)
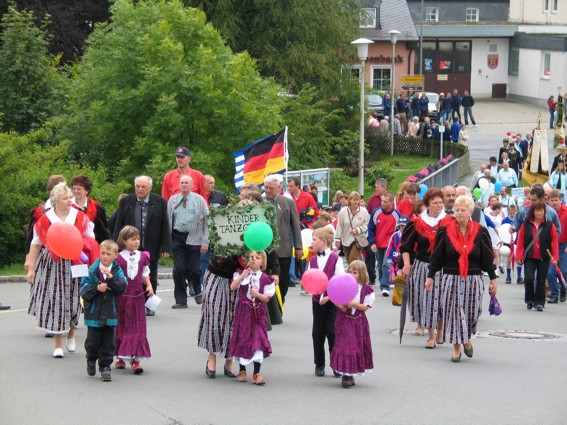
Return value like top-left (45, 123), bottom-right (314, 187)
top-left (365, 94), bottom-right (384, 118)
top-left (426, 92), bottom-right (440, 122)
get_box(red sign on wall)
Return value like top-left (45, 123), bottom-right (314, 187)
top-left (487, 54), bottom-right (499, 70)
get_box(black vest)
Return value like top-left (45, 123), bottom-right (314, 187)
top-left (523, 221), bottom-right (553, 259)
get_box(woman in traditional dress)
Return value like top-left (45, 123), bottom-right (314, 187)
top-left (401, 188), bottom-right (452, 347)
top-left (71, 175), bottom-right (111, 244)
top-left (26, 182), bottom-right (95, 358)
top-left (425, 195), bottom-right (498, 362)
top-left (335, 191), bottom-right (370, 265)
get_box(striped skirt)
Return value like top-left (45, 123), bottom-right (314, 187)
top-left (197, 269), bottom-right (238, 358)
top-left (27, 248), bottom-right (81, 333)
top-left (408, 259), bottom-right (442, 328)
top-left (441, 274), bottom-right (485, 345)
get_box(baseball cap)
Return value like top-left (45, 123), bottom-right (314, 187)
top-left (397, 216), bottom-right (409, 227)
top-left (175, 147), bottom-right (191, 157)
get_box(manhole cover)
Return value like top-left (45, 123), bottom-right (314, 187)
top-left (475, 330), bottom-right (567, 342)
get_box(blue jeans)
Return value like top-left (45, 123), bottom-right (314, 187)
top-left (463, 106), bottom-right (476, 125)
top-left (441, 109), bottom-right (451, 123)
top-left (375, 248), bottom-right (390, 291)
top-left (546, 242), bottom-right (567, 298)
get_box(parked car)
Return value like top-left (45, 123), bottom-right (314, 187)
top-left (426, 92), bottom-right (440, 122)
top-left (365, 94), bottom-right (384, 118)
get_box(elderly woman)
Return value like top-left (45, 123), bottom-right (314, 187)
top-left (335, 191), bottom-right (370, 264)
top-left (71, 175), bottom-right (111, 243)
top-left (425, 195), bottom-right (497, 362)
top-left (516, 201), bottom-right (559, 311)
top-left (332, 190), bottom-right (347, 210)
top-left (26, 182), bottom-right (95, 358)
top-left (401, 188), bottom-right (452, 346)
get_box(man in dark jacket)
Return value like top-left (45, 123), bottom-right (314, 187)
top-left (113, 175), bottom-right (171, 311)
top-left (461, 90), bottom-right (477, 126)
top-left (450, 89), bottom-right (462, 122)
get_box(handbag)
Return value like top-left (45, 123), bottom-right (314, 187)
top-left (488, 295), bottom-right (502, 316)
top-left (348, 209), bottom-right (369, 248)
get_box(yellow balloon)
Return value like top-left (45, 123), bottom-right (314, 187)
top-left (301, 243), bottom-right (309, 260)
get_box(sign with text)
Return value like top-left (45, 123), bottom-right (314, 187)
top-left (401, 75), bottom-right (424, 84)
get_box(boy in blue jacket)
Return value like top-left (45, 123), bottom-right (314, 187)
top-left (80, 240), bottom-right (127, 381)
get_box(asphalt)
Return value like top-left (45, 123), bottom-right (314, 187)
top-left (1, 98), bottom-right (566, 425)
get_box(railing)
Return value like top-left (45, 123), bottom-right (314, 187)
top-left (420, 158), bottom-right (461, 188)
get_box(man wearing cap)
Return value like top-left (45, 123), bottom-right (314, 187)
top-left (162, 147), bottom-right (206, 201)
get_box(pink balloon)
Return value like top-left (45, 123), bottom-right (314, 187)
top-left (327, 274), bottom-right (358, 305)
top-left (301, 269), bottom-right (328, 295)
top-left (46, 222), bottom-right (83, 260)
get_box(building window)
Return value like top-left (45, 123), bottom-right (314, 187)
top-left (553, 0), bottom-right (558, 12)
top-left (372, 67), bottom-right (391, 91)
top-left (508, 47), bottom-right (519, 76)
top-left (360, 8), bottom-right (376, 28)
top-left (543, 0), bottom-right (556, 12)
top-left (543, 52), bottom-right (551, 78)
top-left (425, 7), bottom-right (439, 22)
top-left (466, 8), bottom-right (479, 22)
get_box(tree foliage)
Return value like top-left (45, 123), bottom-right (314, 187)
top-left (0, 0), bottom-right (111, 64)
top-left (62, 0), bottom-right (285, 188)
top-left (0, 3), bottom-right (67, 133)
top-left (189, 0), bottom-right (361, 94)
top-left (0, 128), bottom-right (128, 268)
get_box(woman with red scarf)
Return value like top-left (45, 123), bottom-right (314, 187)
top-left (401, 188), bottom-right (452, 348)
top-left (425, 195), bottom-right (497, 362)
top-left (26, 183), bottom-right (95, 358)
top-left (71, 175), bottom-right (111, 244)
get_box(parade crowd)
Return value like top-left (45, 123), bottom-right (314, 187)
top-left (18, 125), bottom-right (567, 387)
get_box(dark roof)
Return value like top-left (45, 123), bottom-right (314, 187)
top-left (362, 0), bottom-right (419, 41)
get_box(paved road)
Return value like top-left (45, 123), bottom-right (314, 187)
top-left (2, 99), bottom-right (566, 425)
top-left (1, 273), bottom-right (566, 425)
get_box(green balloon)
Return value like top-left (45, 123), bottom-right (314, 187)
top-left (244, 221), bottom-right (274, 251)
top-left (473, 188), bottom-right (482, 199)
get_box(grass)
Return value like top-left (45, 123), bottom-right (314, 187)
top-left (385, 155), bottom-right (437, 193)
top-left (0, 263), bottom-right (26, 276)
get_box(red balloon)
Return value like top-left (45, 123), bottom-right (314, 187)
top-left (301, 269), bottom-right (329, 295)
top-left (46, 222), bottom-right (83, 260)
top-left (327, 274), bottom-right (358, 305)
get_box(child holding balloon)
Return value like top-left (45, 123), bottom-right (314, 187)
top-left (304, 227), bottom-right (345, 378)
top-left (114, 226), bottom-right (153, 375)
top-left (228, 250), bottom-right (274, 385)
top-left (330, 260), bottom-right (375, 388)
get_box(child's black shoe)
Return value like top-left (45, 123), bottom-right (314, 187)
top-left (87, 360), bottom-right (96, 377)
top-left (100, 367), bottom-right (112, 382)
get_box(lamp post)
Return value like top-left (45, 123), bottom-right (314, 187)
top-left (389, 30), bottom-right (400, 156)
top-left (420, 0), bottom-right (424, 75)
top-left (351, 38), bottom-right (374, 195)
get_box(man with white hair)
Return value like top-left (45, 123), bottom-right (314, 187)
top-left (263, 174), bottom-right (303, 302)
top-left (497, 161), bottom-right (519, 188)
top-left (471, 163), bottom-right (487, 188)
top-left (113, 176), bottom-right (171, 315)
top-left (455, 185), bottom-right (488, 227)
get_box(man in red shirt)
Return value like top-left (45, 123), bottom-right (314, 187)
top-left (287, 177), bottom-right (319, 229)
top-left (366, 178), bottom-right (388, 215)
top-left (546, 189), bottom-right (567, 303)
top-left (162, 147), bottom-right (206, 200)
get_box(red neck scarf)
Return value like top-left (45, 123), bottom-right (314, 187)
top-left (413, 215), bottom-right (453, 253)
top-left (446, 219), bottom-right (480, 277)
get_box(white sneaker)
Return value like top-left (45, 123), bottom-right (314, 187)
top-left (53, 348), bottom-right (64, 358)
top-left (381, 290), bottom-right (390, 297)
top-left (66, 337), bottom-right (76, 353)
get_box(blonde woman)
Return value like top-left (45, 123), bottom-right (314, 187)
top-left (335, 192), bottom-right (370, 264)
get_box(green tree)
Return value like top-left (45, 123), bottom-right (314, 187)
top-left (62, 0), bottom-right (284, 188)
top-left (0, 2), bottom-right (66, 133)
top-left (189, 0), bottom-right (361, 95)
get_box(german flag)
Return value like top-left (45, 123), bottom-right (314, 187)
top-left (234, 128), bottom-right (288, 192)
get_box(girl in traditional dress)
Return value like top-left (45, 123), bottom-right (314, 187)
top-left (400, 188), bottom-right (452, 348)
top-left (26, 182), bottom-right (95, 358)
top-left (425, 195), bottom-right (498, 362)
top-left (228, 251), bottom-right (274, 385)
top-left (115, 226), bottom-right (153, 374)
top-left (330, 260), bottom-right (374, 388)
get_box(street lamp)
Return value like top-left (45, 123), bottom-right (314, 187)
top-left (389, 30), bottom-right (400, 156)
top-left (351, 38), bottom-right (374, 195)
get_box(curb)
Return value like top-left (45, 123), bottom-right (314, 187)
top-left (0, 272), bottom-right (174, 283)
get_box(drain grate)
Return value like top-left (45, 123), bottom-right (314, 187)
top-left (475, 330), bottom-right (567, 342)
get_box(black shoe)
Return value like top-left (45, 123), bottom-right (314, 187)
top-left (171, 303), bottom-right (188, 309)
top-left (194, 295), bottom-right (203, 305)
top-left (463, 344), bottom-right (473, 358)
top-left (526, 303), bottom-right (533, 310)
top-left (205, 361), bottom-right (216, 379)
top-left (498, 266), bottom-right (505, 274)
top-left (547, 297), bottom-right (558, 304)
top-left (332, 369), bottom-right (342, 378)
top-left (0, 303), bottom-right (10, 310)
top-left (100, 367), bottom-right (112, 382)
top-left (288, 281), bottom-right (296, 288)
top-left (560, 290), bottom-right (567, 303)
top-left (341, 376), bottom-right (352, 388)
top-left (145, 307), bottom-right (155, 316)
top-left (44, 332), bottom-right (54, 338)
top-left (505, 278), bottom-right (511, 284)
top-left (224, 366), bottom-right (237, 378)
top-left (87, 360), bottom-right (96, 376)
top-left (536, 304), bottom-right (544, 312)
top-left (517, 277), bottom-right (524, 284)
top-left (451, 353), bottom-right (461, 363)
top-left (315, 366), bottom-right (325, 377)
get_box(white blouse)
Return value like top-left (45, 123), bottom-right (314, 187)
top-left (232, 270), bottom-right (276, 301)
top-left (31, 208), bottom-right (95, 245)
top-left (119, 250), bottom-right (150, 280)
